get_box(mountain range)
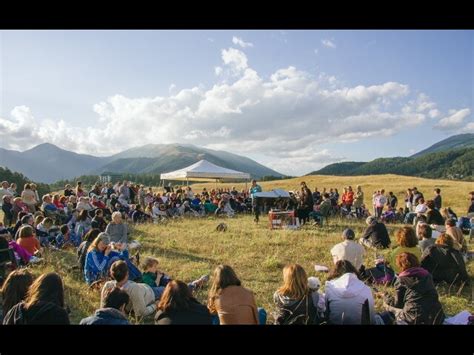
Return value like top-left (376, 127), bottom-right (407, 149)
top-left (0, 143), bottom-right (283, 183)
top-left (308, 133), bottom-right (474, 180)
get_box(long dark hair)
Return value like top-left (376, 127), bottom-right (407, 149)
top-left (328, 260), bottom-right (359, 281)
top-left (157, 280), bottom-right (194, 313)
top-left (1, 269), bottom-right (34, 315)
top-left (24, 273), bottom-right (65, 309)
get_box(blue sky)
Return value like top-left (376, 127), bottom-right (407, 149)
top-left (0, 30), bottom-right (472, 175)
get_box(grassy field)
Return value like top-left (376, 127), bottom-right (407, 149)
top-left (2, 174), bottom-right (474, 324)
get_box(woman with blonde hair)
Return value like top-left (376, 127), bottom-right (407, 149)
top-left (273, 264), bottom-right (319, 325)
top-left (207, 264), bottom-right (265, 324)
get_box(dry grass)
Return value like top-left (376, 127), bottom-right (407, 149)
top-left (2, 174), bottom-right (473, 324)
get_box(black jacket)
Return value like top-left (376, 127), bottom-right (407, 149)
top-left (155, 299), bottom-right (212, 325)
top-left (421, 245), bottom-right (469, 285)
top-left (385, 267), bottom-right (444, 325)
top-left (426, 209), bottom-right (444, 225)
top-left (361, 222), bottom-right (391, 249)
top-left (77, 240), bottom-right (92, 273)
top-left (273, 291), bottom-right (319, 325)
top-left (3, 301), bottom-right (70, 325)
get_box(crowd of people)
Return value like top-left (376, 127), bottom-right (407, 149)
top-left (0, 178), bottom-right (473, 325)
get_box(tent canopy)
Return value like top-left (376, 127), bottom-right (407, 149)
top-left (160, 160), bottom-right (251, 182)
top-left (254, 189), bottom-right (290, 199)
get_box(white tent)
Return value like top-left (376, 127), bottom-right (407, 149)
top-left (254, 189), bottom-right (290, 199)
top-left (160, 160), bottom-right (251, 184)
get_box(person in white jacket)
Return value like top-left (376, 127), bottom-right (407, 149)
top-left (324, 260), bottom-right (376, 324)
top-left (101, 260), bottom-right (157, 320)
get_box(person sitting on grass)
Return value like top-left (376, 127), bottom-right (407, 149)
top-left (359, 216), bottom-right (391, 250)
top-left (445, 218), bottom-right (467, 253)
top-left (324, 260), bottom-right (376, 325)
top-left (379, 252), bottom-right (445, 325)
top-left (91, 209), bottom-right (107, 232)
top-left (3, 272), bottom-right (70, 325)
top-left (141, 257), bottom-right (208, 299)
top-left (74, 210), bottom-right (91, 242)
top-left (77, 228), bottom-right (101, 274)
top-left (35, 217), bottom-right (54, 247)
top-left (0, 269), bottom-right (34, 322)
top-left (420, 233), bottom-right (469, 286)
top-left (80, 287), bottom-right (130, 325)
top-left (426, 200), bottom-right (445, 226)
top-left (105, 212), bottom-right (129, 245)
top-left (155, 280), bottom-right (212, 325)
top-left (207, 264), bottom-right (266, 325)
top-left (84, 232), bottom-right (142, 285)
top-left (388, 226), bottom-right (421, 275)
top-left (0, 228), bottom-right (39, 265)
top-left (55, 224), bottom-right (81, 249)
top-left (273, 264), bottom-right (319, 325)
top-left (101, 260), bottom-right (158, 320)
top-left (17, 225), bottom-right (41, 257)
top-left (417, 223), bottom-right (435, 253)
top-left (131, 204), bottom-right (151, 224)
top-left (330, 228), bottom-right (366, 273)
top-left (2, 195), bottom-right (14, 227)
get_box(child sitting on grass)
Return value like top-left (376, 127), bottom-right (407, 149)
top-left (35, 217), bottom-right (54, 247)
top-left (56, 224), bottom-right (81, 249)
top-left (141, 256), bottom-right (209, 294)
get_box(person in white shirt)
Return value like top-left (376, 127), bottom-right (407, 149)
top-left (414, 198), bottom-right (428, 214)
top-left (0, 181), bottom-right (13, 208)
top-left (330, 228), bottom-right (366, 272)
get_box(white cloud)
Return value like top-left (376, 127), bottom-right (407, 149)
top-left (232, 36), bottom-right (253, 48)
top-left (322, 39), bottom-right (336, 48)
top-left (0, 45), bottom-right (462, 175)
top-left (314, 49), bottom-right (318, 55)
top-left (435, 108), bottom-right (471, 130)
top-left (168, 84), bottom-right (176, 93)
top-left (221, 47), bottom-right (248, 75)
top-left (464, 122), bottom-right (474, 133)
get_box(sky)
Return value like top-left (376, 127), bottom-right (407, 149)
top-left (0, 30), bottom-right (473, 176)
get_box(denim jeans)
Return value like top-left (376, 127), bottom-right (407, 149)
top-left (151, 275), bottom-right (198, 301)
top-left (211, 307), bottom-right (267, 325)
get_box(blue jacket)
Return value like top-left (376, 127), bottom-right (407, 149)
top-left (84, 249), bottom-right (128, 284)
top-left (80, 308), bottom-right (129, 325)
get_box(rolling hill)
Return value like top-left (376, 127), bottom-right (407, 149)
top-left (0, 143), bottom-right (283, 183)
top-left (309, 134), bottom-right (474, 180)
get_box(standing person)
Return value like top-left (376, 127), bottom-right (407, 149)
top-left (75, 181), bottom-right (85, 198)
top-left (375, 189), bottom-right (387, 218)
top-left (468, 191), bottom-right (474, 215)
top-left (372, 190), bottom-right (378, 217)
top-left (353, 185), bottom-right (364, 218)
top-left (249, 179), bottom-right (262, 223)
top-left (387, 192), bottom-right (398, 210)
top-left (119, 181), bottom-right (130, 203)
top-left (21, 184), bottom-right (37, 213)
top-left (207, 264), bottom-right (265, 325)
top-left (298, 182), bottom-right (313, 225)
top-left (3, 273), bottom-right (70, 325)
top-left (30, 184), bottom-right (40, 210)
top-left (0, 181), bottom-right (13, 210)
top-left (273, 264), bottom-right (319, 325)
top-left (80, 287), bottom-right (130, 325)
top-left (2, 196), bottom-right (14, 227)
top-left (433, 189), bottom-right (442, 210)
top-left (380, 252), bottom-right (445, 325)
top-left (312, 188), bottom-right (321, 205)
top-left (404, 188), bottom-right (413, 213)
top-left (138, 185), bottom-right (146, 208)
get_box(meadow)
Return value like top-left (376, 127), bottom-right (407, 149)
top-left (3, 174), bottom-right (474, 324)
